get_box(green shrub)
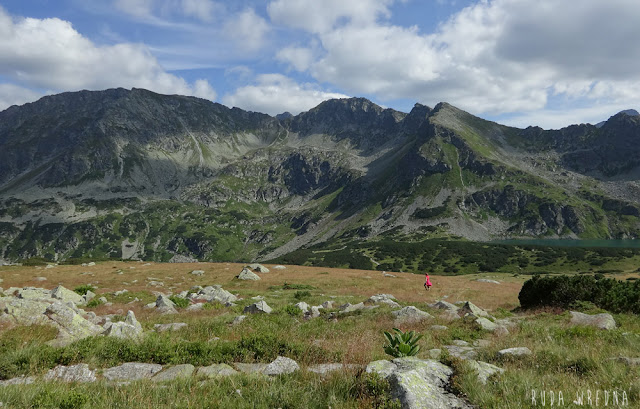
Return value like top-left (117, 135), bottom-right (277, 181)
top-left (382, 328), bottom-right (422, 358)
top-left (294, 290), bottom-right (311, 300)
top-left (519, 274), bottom-right (640, 313)
top-left (352, 372), bottom-right (402, 409)
top-left (284, 305), bottom-right (301, 316)
top-left (169, 296), bottom-right (189, 308)
top-left (85, 299), bottom-right (103, 308)
top-left (73, 285), bottom-right (96, 296)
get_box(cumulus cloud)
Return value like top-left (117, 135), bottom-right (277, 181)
top-left (267, 0), bottom-right (640, 121)
top-left (223, 8), bottom-right (271, 52)
top-left (222, 74), bottom-right (348, 115)
top-left (0, 83), bottom-right (44, 111)
top-left (268, 0), bottom-right (394, 33)
top-left (0, 8), bottom-right (216, 104)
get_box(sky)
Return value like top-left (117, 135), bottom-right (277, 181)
top-left (1, 0), bottom-right (640, 130)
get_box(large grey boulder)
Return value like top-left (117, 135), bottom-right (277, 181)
top-left (459, 301), bottom-right (490, 319)
top-left (44, 364), bottom-right (96, 383)
top-left (155, 294), bottom-right (178, 314)
top-left (391, 306), bottom-right (433, 324)
top-left (17, 287), bottom-right (52, 301)
top-left (569, 311), bottom-right (616, 330)
top-left (294, 302), bottom-right (310, 313)
top-left (103, 310), bottom-right (143, 341)
top-left (152, 364), bottom-right (195, 382)
top-left (367, 294), bottom-right (401, 308)
top-left (444, 345), bottom-right (478, 361)
top-left (51, 286), bottom-right (85, 305)
top-left (475, 317), bottom-right (498, 331)
top-left (103, 363), bottom-right (163, 381)
top-left (189, 285), bottom-right (238, 304)
top-left (44, 302), bottom-right (103, 347)
top-left (196, 364), bottom-right (238, 378)
top-left (3, 298), bottom-right (51, 326)
top-left (244, 301), bottom-right (272, 314)
top-left (248, 264), bottom-right (270, 273)
top-left (366, 357), bottom-right (473, 409)
top-left (237, 268), bottom-right (261, 281)
top-left (263, 356), bottom-right (299, 376)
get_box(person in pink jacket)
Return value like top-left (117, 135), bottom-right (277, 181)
top-left (424, 273), bottom-right (432, 291)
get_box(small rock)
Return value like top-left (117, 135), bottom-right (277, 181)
top-left (273, 265), bottom-right (286, 270)
top-left (154, 323), bottom-right (187, 332)
top-left (391, 306), bottom-right (433, 324)
top-left (452, 340), bottom-right (470, 347)
top-left (294, 302), bottom-right (310, 313)
top-left (429, 300), bottom-right (459, 311)
top-left (114, 290), bottom-right (128, 296)
top-left (476, 279), bottom-right (501, 284)
top-left (0, 375), bottom-right (36, 386)
top-left (232, 315), bottom-right (247, 325)
top-left (429, 349), bottom-right (442, 359)
top-left (321, 301), bottom-right (334, 309)
top-left (339, 302), bottom-right (365, 313)
top-left (244, 301), bottom-right (272, 314)
top-left (429, 325), bottom-right (448, 331)
top-left (497, 347), bottom-right (532, 357)
top-left (366, 294), bottom-right (400, 308)
top-left (307, 363), bottom-right (360, 375)
top-left (191, 270), bottom-right (205, 276)
top-left (467, 360), bottom-right (504, 384)
top-left (444, 345), bottom-right (478, 360)
top-left (248, 264), bottom-right (270, 273)
top-left (475, 317), bottom-right (498, 331)
top-left (263, 356), bottom-right (299, 376)
top-left (459, 301), bottom-right (490, 319)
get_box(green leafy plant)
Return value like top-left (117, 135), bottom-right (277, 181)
top-left (383, 328), bottom-right (423, 358)
top-left (73, 285), bottom-right (96, 296)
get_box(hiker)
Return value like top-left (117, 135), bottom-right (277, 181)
top-left (424, 273), bottom-right (432, 291)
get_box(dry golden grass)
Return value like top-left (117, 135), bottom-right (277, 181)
top-left (0, 262), bottom-right (527, 311)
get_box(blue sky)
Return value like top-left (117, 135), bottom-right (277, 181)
top-left (1, 0), bottom-right (640, 129)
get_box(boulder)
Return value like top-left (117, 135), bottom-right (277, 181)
top-left (339, 302), bottom-right (366, 313)
top-left (17, 287), bottom-right (51, 301)
top-left (236, 268), bottom-right (261, 281)
top-left (44, 302), bottom-right (103, 347)
top-left (466, 360), bottom-right (504, 385)
top-left (191, 285), bottom-right (238, 304)
top-left (459, 301), bottom-right (490, 318)
top-left (304, 306), bottom-right (323, 319)
top-left (196, 364), bottom-right (238, 378)
top-left (273, 265), bottom-right (286, 270)
top-left (366, 357), bottom-right (473, 409)
top-left (156, 294), bottom-right (176, 309)
top-left (444, 345), bottom-right (478, 360)
top-left (321, 301), bottom-right (335, 309)
top-left (3, 298), bottom-right (51, 326)
top-left (294, 302), bottom-right (310, 313)
top-left (429, 300), bottom-right (459, 312)
top-left (475, 317), bottom-right (498, 331)
top-left (263, 356), bottom-right (299, 376)
top-left (152, 364), bottom-right (195, 382)
top-left (391, 306), bottom-right (433, 324)
top-left (84, 290), bottom-right (96, 303)
top-left (569, 311), bottom-right (616, 330)
top-left (44, 364), bottom-right (96, 383)
top-left (367, 294), bottom-right (400, 308)
top-left (103, 363), bottom-right (163, 381)
top-left (191, 270), bottom-right (205, 276)
top-left (51, 286), bottom-right (85, 305)
top-left (248, 264), bottom-right (270, 273)
top-left (232, 315), bottom-right (247, 325)
top-left (440, 310), bottom-right (461, 321)
top-left (233, 363), bottom-right (268, 374)
top-left (244, 301), bottom-right (272, 314)
top-left (0, 375), bottom-right (36, 386)
top-left (103, 310), bottom-right (143, 341)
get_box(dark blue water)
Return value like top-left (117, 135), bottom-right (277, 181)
top-left (492, 239), bottom-right (640, 248)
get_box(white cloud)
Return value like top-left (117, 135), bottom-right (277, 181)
top-left (114, 0), bottom-right (154, 18)
top-left (276, 46), bottom-right (315, 71)
top-left (267, 0), bottom-right (640, 122)
top-left (268, 0), bottom-right (394, 33)
top-left (180, 0), bottom-right (219, 22)
top-left (222, 74), bottom-right (348, 115)
top-left (0, 83), bottom-right (44, 111)
top-left (223, 8), bottom-right (270, 52)
top-left (0, 8), bottom-right (216, 103)
top-left (114, 0), bottom-right (220, 22)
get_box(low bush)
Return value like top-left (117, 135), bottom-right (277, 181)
top-left (168, 296), bottom-right (189, 308)
top-left (519, 274), bottom-right (640, 313)
top-left (73, 285), bottom-right (96, 296)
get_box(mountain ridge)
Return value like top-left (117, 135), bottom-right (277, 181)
top-left (2, 88), bottom-right (640, 264)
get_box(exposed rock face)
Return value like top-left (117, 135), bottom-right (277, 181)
top-left (103, 363), bottom-right (163, 381)
top-left (569, 311), bottom-right (616, 330)
top-left (44, 364), bottom-right (96, 383)
top-left (51, 286), bottom-right (85, 305)
top-left (366, 357), bottom-right (473, 409)
top-left (44, 302), bottom-right (104, 346)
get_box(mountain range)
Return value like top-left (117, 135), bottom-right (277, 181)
top-left (1, 88), bottom-right (640, 264)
